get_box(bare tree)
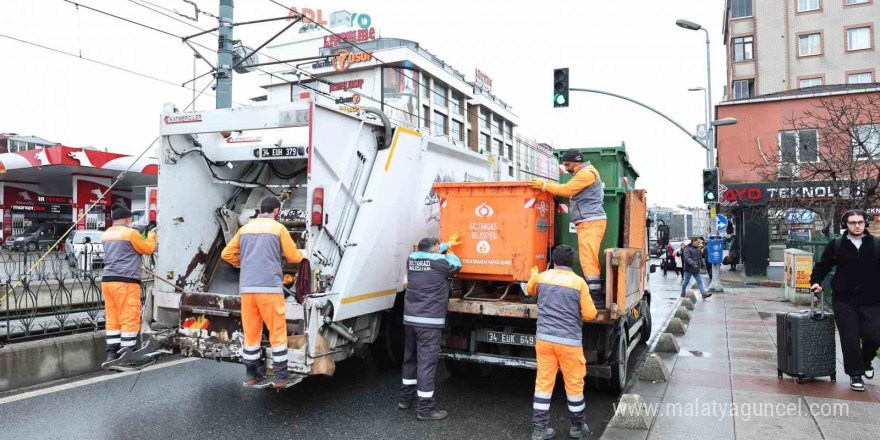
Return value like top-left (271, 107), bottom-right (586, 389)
top-left (741, 94), bottom-right (880, 236)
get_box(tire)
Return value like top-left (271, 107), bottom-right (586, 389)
top-left (444, 359), bottom-right (483, 378)
top-left (26, 241), bottom-right (37, 252)
top-left (608, 324), bottom-right (628, 395)
top-left (369, 292), bottom-right (405, 368)
top-left (639, 297), bottom-right (652, 344)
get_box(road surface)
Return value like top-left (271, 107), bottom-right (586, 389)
top-left (0, 262), bottom-right (685, 440)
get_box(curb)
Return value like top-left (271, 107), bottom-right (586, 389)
top-left (0, 332), bottom-right (106, 393)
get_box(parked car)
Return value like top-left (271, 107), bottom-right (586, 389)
top-left (649, 240), bottom-right (664, 258)
top-left (8, 222), bottom-right (74, 251)
top-left (65, 229), bottom-right (104, 269)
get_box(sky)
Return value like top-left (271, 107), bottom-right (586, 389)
top-left (0, 0), bottom-right (728, 207)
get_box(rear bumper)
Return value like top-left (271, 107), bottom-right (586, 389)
top-left (438, 350), bottom-right (612, 378)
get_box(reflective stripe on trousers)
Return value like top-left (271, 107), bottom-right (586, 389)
top-left (533, 339), bottom-right (588, 425)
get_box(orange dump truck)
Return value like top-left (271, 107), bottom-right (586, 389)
top-left (433, 151), bottom-right (651, 394)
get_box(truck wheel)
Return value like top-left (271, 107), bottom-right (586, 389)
top-left (369, 292), bottom-right (405, 368)
top-left (608, 325), bottom-right (627, 395)
top-left (444, 359), bottom-right (483, 378)
top-left (639, 298), bottom-right (652, 343)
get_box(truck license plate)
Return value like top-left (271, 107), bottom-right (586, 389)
top-left (477, 330), bottom-right (535, 347)
top-left (259, 147), bottom-right (303, 158)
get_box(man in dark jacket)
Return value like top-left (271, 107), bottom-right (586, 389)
top-left (399, 234), bottom-right (462, 420)
top-left (810, 209), bottom-right (880, 391)
top-left (682, 237), bottom-right (711, 299)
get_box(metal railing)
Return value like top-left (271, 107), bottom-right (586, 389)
top-left (1, 248), bottom-right (155, 347)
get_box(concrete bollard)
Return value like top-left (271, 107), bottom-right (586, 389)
top-left (674, 306), bottom-right (692, 323)
top-left (665, 317), bottom-right (687, 335)
top-left (639, 354), bottom-right (671, 382)
top-left (654, 333), bottom-right (680, 353)
top-left (681, 298), bottom-right (695, 311)
top-left (686, 290), bottom-right (698, 303)
top-left (607, 393), bottom-right (651, 430)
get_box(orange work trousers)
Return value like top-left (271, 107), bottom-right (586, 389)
top-left (241, 293), bottom-right (288, 350)
top-left (102, 282), bottom-right (141, 347)
top-left (533, 339), bottom-right (587, 424)
top-left (576, 219), bottom-right (607, 278)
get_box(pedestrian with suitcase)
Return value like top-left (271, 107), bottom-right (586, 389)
top-left (809, 209), bottom-right (880, 391)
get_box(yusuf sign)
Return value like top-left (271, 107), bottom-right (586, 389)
top-left (332, 49), bottom-right (374, 71)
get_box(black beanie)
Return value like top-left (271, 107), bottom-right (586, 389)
top-left (111, 200), bottom-right (132, 220)
top-left (560, 149), bottom-right (584, 163)
top-left (552, 245), bottom-right (575, 268)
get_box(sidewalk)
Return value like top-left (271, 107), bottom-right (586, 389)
top-left (602, 283), bottom-right (880, 440)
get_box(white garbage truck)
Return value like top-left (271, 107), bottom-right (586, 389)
top-left (142, 97), bottom-right (496, 385)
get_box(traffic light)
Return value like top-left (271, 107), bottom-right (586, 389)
top-left (553, 68), bottom-right (569, 108)
top-left (703, 168), bottom-right (719, 204)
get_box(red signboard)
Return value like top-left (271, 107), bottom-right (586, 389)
top-left (329, 79), bottom-right (365, 92)
top-left (324, 27), bottom-right (376, 48)
top-left (73, 176), bottom-right (111, 207)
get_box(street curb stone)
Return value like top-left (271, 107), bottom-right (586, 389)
top-left (674, 306), bottom-right (691, 323)
top-left (606, 394), bottom-right (651, 430)
top-left (654, 333), bottom-right (680, 353)
top-left (681, 298), bottom-right (695, 310)
top-left (665, 317), bottom-right (687, 335)
top-left (686, 290), bottom-right (698, 303)
top-left (638, 354), bottom-right (670, 382)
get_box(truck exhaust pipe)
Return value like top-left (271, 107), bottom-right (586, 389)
top-left (324, 317), bottom-right (359, 343)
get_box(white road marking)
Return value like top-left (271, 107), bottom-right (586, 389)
top-left (0, 357), bottom-right (199, 405)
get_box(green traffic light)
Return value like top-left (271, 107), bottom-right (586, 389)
top-left (554, 94), bottom-right (566, 105)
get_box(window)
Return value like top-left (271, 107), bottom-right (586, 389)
top-left (481, 108), bottom-right (490, 128)
top-left (798, 33), bottom-right (822, 56)
top-left (420, 75), bottom-right (429, 102)
top-left (730, 0), bottom-right (752, 18)
top-left (479, 133), bottom-right (490, 153)
top-left (507, 145), bottom-right (513, 161)
top-left (422, 106), bottom-right (430, 128)
top-left (847, 27), bottom-right (872, 51)
top-left (853, 125), bottom-right (880, 160)
top-left (505, 122), bottom-right (513, 140)
top-left (848, 72), bottom-right (874, 84)
top-left (451, 120), bottom-right (463, 142)
top-left (492, 116), bottom-right (502, 135)
top-left (451, 93), bottom-right (463, 115)
top-left (494, 139), bottom-right (503, 156)
top-left (797, 0), bottom-right (819, 12)
top-left (733, 36), bottom-right (754, 61)
top-left (799, 77), bottom-right (822, 88)
top-left (732, 79), bottom-right (755, 100)
top-left (846, 0), bottom-right (870, 5)
top-left (779, 129), bottom-right (819, 176)
top-left (433, 82), bottom-right (447, 107)
top-left (433, 111), bottom-right (447, 136)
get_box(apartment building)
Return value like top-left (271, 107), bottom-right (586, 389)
top-left (723, 0), bottom-right (879, 99)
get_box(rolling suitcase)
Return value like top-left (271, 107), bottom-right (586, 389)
top-left (776, 291), bottom-right (837, 383)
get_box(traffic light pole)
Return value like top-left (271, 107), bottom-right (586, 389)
top-left (568, 87), bottom-right (723, 292)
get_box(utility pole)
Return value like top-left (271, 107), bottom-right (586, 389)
top-left (215, 0), bottom-right (234, 109)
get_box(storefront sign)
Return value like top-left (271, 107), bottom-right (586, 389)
top-left (475, 68), bottom-right (493, 90)
top-left (721, 180), bottom-right (863, 206)
top-left (285, 7), bottom-right (327, 24)
top-left (323, 28), bottom-right (376, 48)
top-left (332, 49), bottom-right (373, 71)
top-left (37, 195), bottom-right (72, 204)
top-left (337, 94), bottom-right (362, 105)
top-left (329, 79), bottom-right (365, 92)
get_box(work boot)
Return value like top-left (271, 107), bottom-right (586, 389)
top-left (272, 378), bottom-right (295, 389)
top-left (416, 409), bottom-right (448, 421)
top-left (398, 400), bottom-right (414, 410)
top-left (243, 364), bottom-right (270, 388)
top-left (105, 345), bottom-right (121, 363)
top-left (530, 423), bottom-right (556, 440)
top-left (569, 421), bottom-right (588, 439)
top-left (851, 375), bottom-right (866, 391)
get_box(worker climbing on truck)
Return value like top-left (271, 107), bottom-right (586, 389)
top-left (530, 149), bottom-right (607, 306)
top-left (221, 196), bottom-right (303, 389)
top-left (101, 200), bottom-right (157, 369)
top-left (526, 245), bottom-right (598, 440)
top-left (399, 233), bottom-right (463, 421)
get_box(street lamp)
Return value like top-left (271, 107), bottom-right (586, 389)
top-left (676, 19), bottom-right (702, 31)
top-left (712, 117), bottom-right (738, 127)
top-left (676, 18), bottom-right (714, 167)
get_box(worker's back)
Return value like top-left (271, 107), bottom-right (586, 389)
top-left (534, 268), bottom-right (596, 346)
top-left (234, 216), bottom-right (286, 294)
top-left (102, 225), bottom-right (153, 282)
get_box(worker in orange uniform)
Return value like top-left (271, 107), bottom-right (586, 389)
top-left (221, 196), bottom-right (303, 389)
top-left (100, 200), bottom-right (157, 367)
top-left (526, 245), bottom-right (597, 440)
top-left (531, 149), bottom-right (607, 306)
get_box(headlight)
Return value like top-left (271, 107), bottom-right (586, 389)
top-left (15, 237), bottom-right (24, 242)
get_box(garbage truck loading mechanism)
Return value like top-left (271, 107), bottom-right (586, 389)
top-left (143, 99), bottom-right (495, 382)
